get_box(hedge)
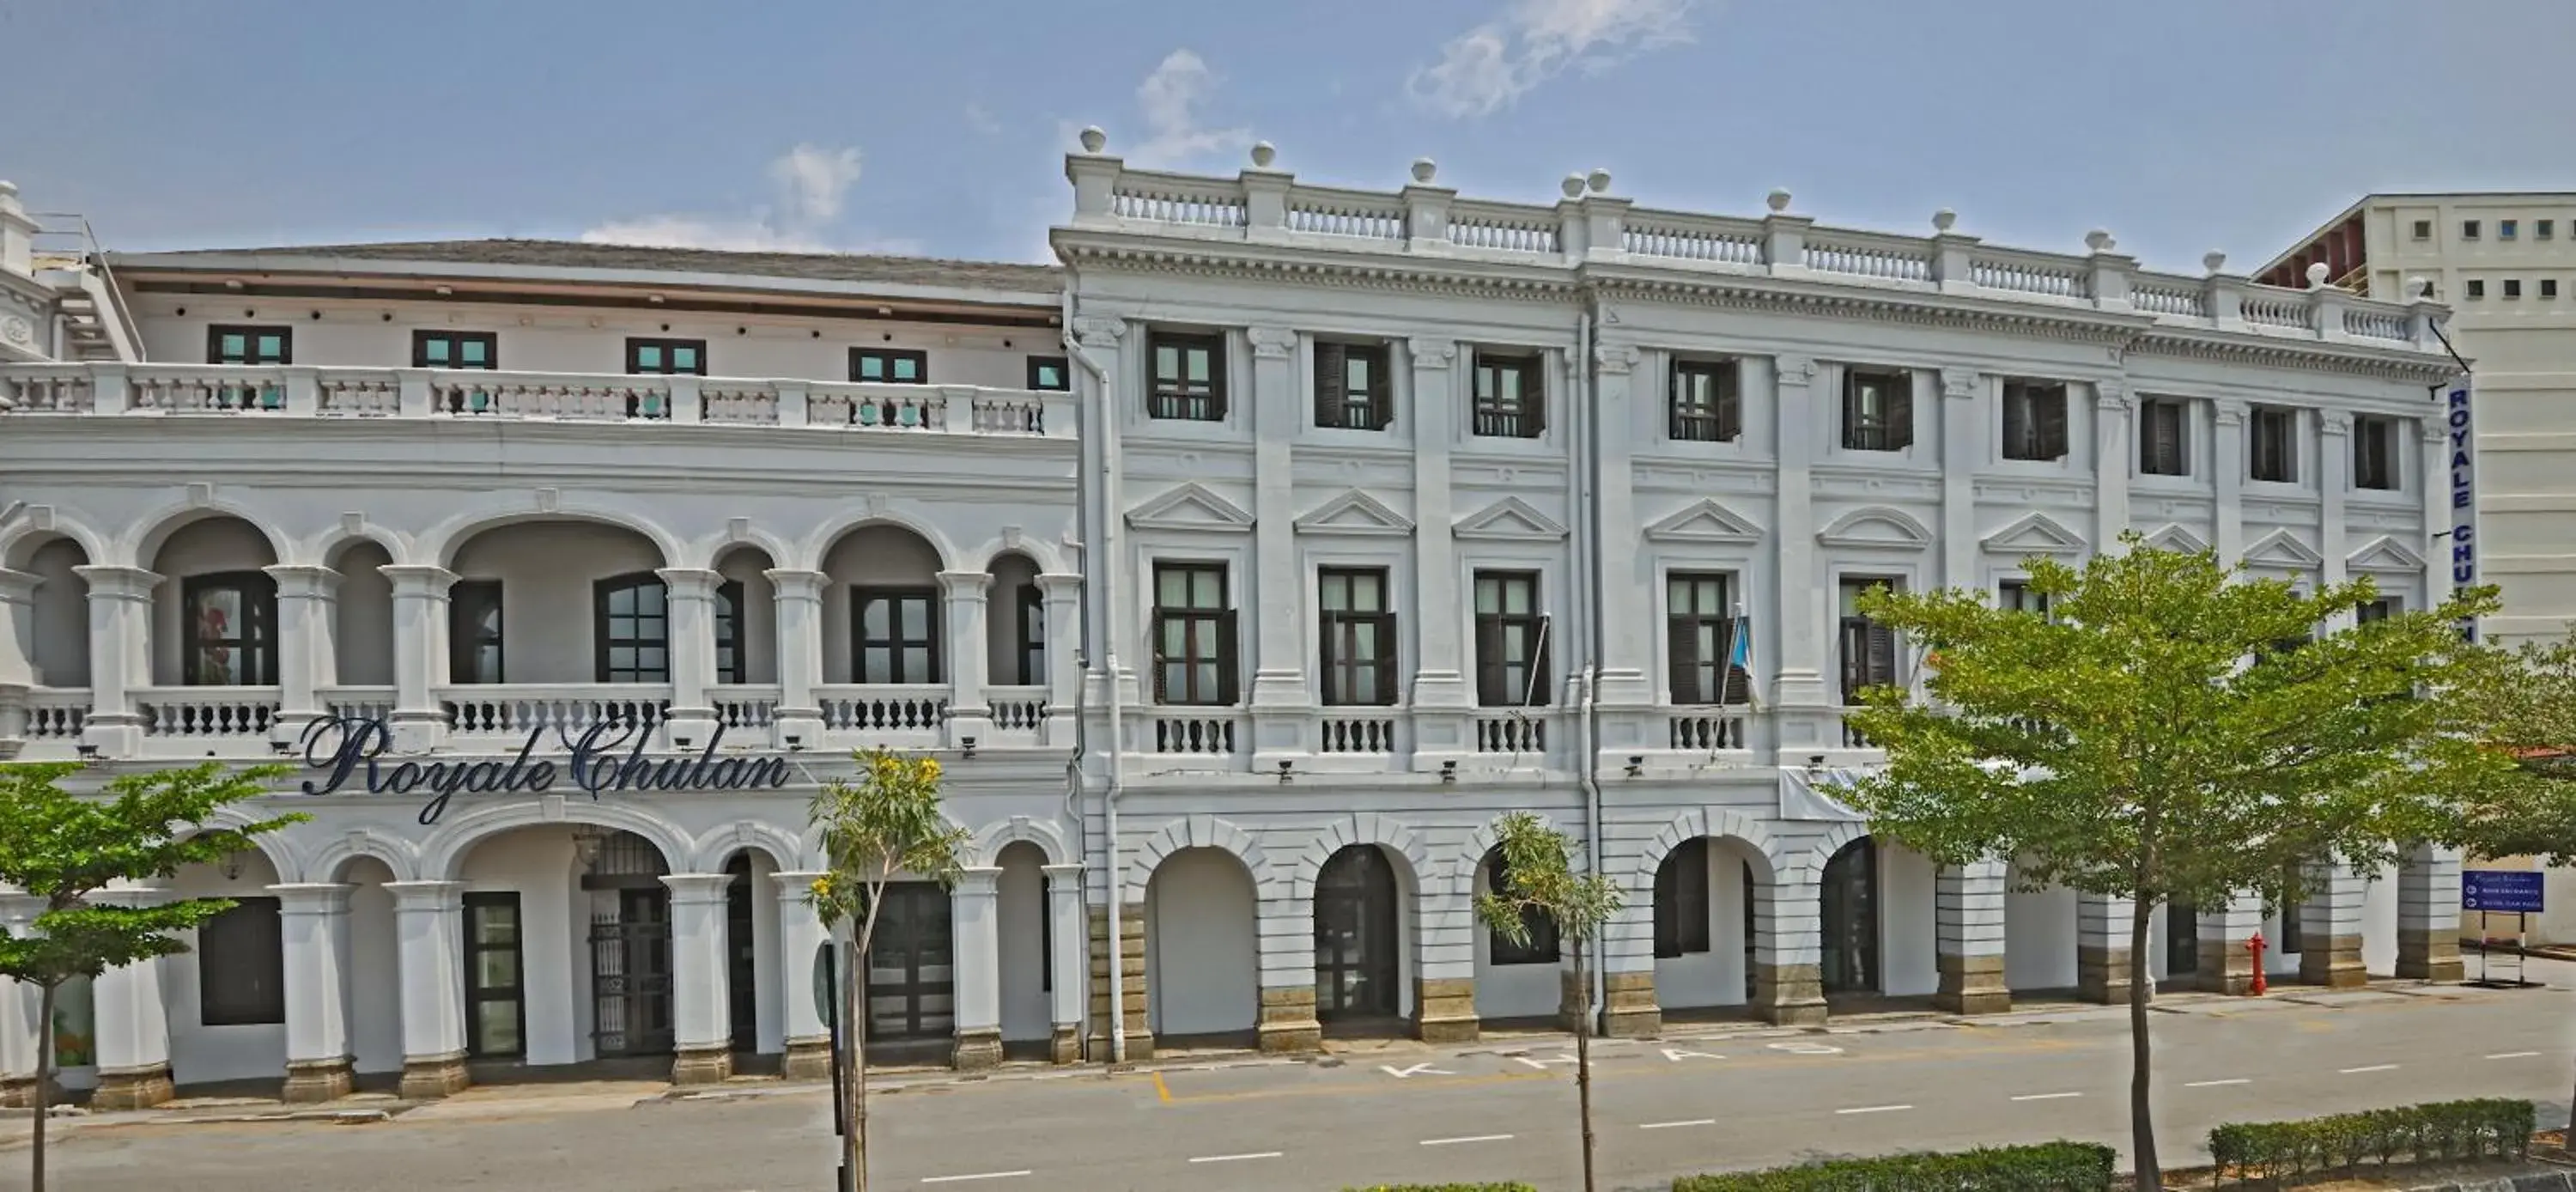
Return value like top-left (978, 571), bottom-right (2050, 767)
top-left (1343, 1185), bottom-right (1539, 1192)
top-left (2208, 1098), bottom-right (2534, 1186)
top-left (1671, 1141), bottom-right (2116, 1190)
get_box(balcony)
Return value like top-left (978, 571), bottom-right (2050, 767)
top-left (815, 684), bottom-right (949, 749)
top-left (0, 362), bottom-right (1076, 440)
top-left (439, 684), bottom-right (672, 743)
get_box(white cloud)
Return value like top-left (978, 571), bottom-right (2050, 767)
top-left (1409, 0), bottom-right (1700, 119)
top-left (768, 144), bottom-right (864, 224)
top-left (581, 143), bottom-right (894, 253)
top-left (580, 215), bottom-right (827, 253)
top-left (1127, 49), bottom-right (1252, 168)
top-left (963, 102), bottom-right (1004, 136)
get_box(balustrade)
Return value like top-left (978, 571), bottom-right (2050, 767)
top-left (25, 689), bottom-right (90, 740)
top-left (711, 684), bottom-right (781, 730)
top-left (816, 684), bottom-right (948, 742)
top-left (1621, 211), bottom-right (1765, 265)
top-left (320, 686), bottom-right (396, 724)
top-left (1473, 711), bottom-right (1550, 755)
top-left (1151, 715), bottom-right (1239, 756)
top-left (136, 687), bottom-right (279, 738)
top-left (1667, 712), bottom-right (1747, 751)
top-left (440, 684), bottom-right (671, 738)
top-left (982, 686), bottom-right (1049, 743)
top-left (1316, 715), bottom-right (1397, 754)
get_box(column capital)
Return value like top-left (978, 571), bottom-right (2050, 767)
top-left (1040, 862), bottom-right (1085, 879)
top-left (1773, 354), bottom-right (1814, 386)
top-left (1406, 338), bottom-right (1456, 368)
top-left (72, 564), bottom-right (161, 599)
top-left (2319, 410), bottom-right (2353, 436)
top-left (1035, 572), bottom-right (1082, 598)
top-left (654, 567), bottom-right (726, 597)
top-left (660, 873), bottom-right (736, 903)
top-left (1072, 316), bottom-right (1127, 350)
top-left (1939, 366), bottom-right (1981, 398)
top-left (1247, 326), bottom-right (1297, 359)
top-left (955, 866), bottom-right (1002, 895)
top-left (771, 870), bottom-right (827, 886)
top-left (937, 570), bottom-right (994, 599)
top-left (262, 563), bottom-right (343, 599)
top-left (266, 882), bottom-right (355, 914)
top-left (763, 568), bottom-right (828, 599)
top-left (0, 567), bottom-right (39, 603)
top-left (384, 879), bottom-right (466, 910)
top-left (2213, 399), bottom-right (2248, 427)
top-left (1591, 341), bottom-right (1640, 375)
top-left (2094, 380), bottom-right (2131, 411)
top-left (379, 565), bottom-right (459, 597)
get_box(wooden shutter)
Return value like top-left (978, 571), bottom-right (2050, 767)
top-left (1886, 381), bottom-right (1915, 450)
top-left (1521, 361), bottom-right (1546, 436)
top-left (1528, 616), bottom-right (1553, 705)
top-left (1149, 607), bottom-right (1170, 703)
top-left (1206, 343), bottom-right (1230, 421)
top-left (2002, 386), bottom-right (2029, 455)
top-left (1716, 367), bottom-right (1741, 441)
top-left (1367, 349), bottom-right (1395, 430)
top-left (1841, 377), bottom-right (1862, 447)
top-left (1215, 609), bottom-right (1241, 704)
top-left (1314, 343), bottom-right (1346, 428)
top-left (1370, 612), bottom-right (1401, 704)
top-left (1474, 616), bottom-right (1503, 704)
top-left (2037, 388), bottom-right (2069, 459)
top-left (1866, 622), bottom-right (1899, 688)
top-left (1839, 617), bottom-right (1869, 701)
top-left (1668, 617), bottom-right (1703, 704)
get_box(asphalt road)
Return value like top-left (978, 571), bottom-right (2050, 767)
top-left (19, 980), bottom-right (2576, 1192)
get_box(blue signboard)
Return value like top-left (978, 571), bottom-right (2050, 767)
top-left (2463, 869), bottom-right (2544, 914)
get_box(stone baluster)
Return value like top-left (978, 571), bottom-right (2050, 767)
top-left (271, 882), bottom-right (356, 1101)
top-left (74, 564), bottom-right (156, 757)
top-left (386, 879), bottom-right (470, 1098)
top-left (380, 565), bottom-right (455, 752)
top-left (766, 569), bottom-right (827, 750)
top-left (662, 873), bottom-right (734, 1084)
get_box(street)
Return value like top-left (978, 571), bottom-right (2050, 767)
top-left (16, 976), bottom-right (2574, 1192)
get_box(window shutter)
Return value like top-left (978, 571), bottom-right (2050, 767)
top-left (1866, 622), bottom-right (1899, 688)
top-left (2038, 389), bottom-right (2069, 459)
top-left (2002, 387), bottom-right (2028, 455)
top-left (1371, 613), bottom-right (1401, 705)
top-left (1522, 362), bottom-right (1547, 437)
top-left (1208, 344), bottom-right (1230, 421)
top-left (1314, 343), bottom-right (1346, 428)
top-left (1886, 382), bottom-right (1915, 450)
top-left (1474, 617), bottom-right (1502, 705)
top-left (1841, 378), bottom-right (1862, 447)
top-left (1366, 348), bottom-right (1395, 431)
top-left (1838, 617), bottom-right (1868, 702)
top-left (1149, 609), bottom-right (1171, 703)
top-left (1717, 366), bottom-right (1741, 441)
top-left (1215, 609), bottom-right (1242, 704)
top-left (1668, 617), bottom-right (1702, 704)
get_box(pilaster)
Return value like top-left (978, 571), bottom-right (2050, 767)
top-left (2093, 382), bottom-right (2131, 551)
top-left (1934, 860), bottom-right (2010, 1013)
top-left (1042, 863), bottom-right (1086, 1063)
top-left (272, 883), bottom-right (356, 1102)
top-left (88, 885), bottom-right (173, 1109)
top-left (1752, 866), bottom-right (1826, 1025)
top-left (772, 871), bottom-right (834, 1080)
top-left (2296, 857), bottom-right (2367, 988)
top-left (1590, 341), bottom-right (1654, 711)
top-left (2075, 892), bottom-right (2136, 1003)
top-left (379, 565), bottom-right (457, 752)
top-left (765, 569), bottom-right (829, 750)
top-left (1768, 355), bottom-right (1832, 729)
top-left (2318, 412), bottom-right (2351, 617)
top-left (1036, 574), bottom-right (1082, 745)
top-left (661, 873), bottom-right (736, 1084)
top-left (73, 564), bottom-right (157, 757)
top-left (1246, 325), bottom-right (1307, 766)
top-left (936, 570), bottom-right (995, 747)
top-left (2213, 401), bottom-right (2247, 564)
top-left (2196, 891), bottom-right (2263, 994)
top-left (2397, 843), bottom-right (2464, 981)
top-left (657, 568), bottom-right (725, 746)
top-left (1086, 903), bottom-right (1152, 1061)
top-left (0, 568), bottom-right (40, 688)
top-left (949, 867), bottom-right (1004, 1070)
top-left (1254, 893), bottom-right (1321, 1053)
top-left (264, 564), bottom-right (342, 743)
top-left (1406, 338), bottom-right (1470, 764)
top-left (386, 879), bottom-right (471, 1098)
top-left (1938, 368), bottom-right (1981, 591)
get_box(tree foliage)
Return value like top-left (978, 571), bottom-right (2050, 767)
top-left (1471, 811), bottom-right (1620, 1192)
top-left (2444, 627), bottom-right (2576, 861)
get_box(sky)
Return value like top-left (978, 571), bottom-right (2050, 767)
top-left (3, 0), bottom-right (2573, 277)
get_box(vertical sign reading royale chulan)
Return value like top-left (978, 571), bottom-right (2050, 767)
top-left (2446, 378), bottom-right (2480, 642)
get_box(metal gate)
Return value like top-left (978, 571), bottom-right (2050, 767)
top-left (591, 889), bottom-right (675, 1056)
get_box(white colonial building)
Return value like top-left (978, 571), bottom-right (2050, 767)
top-left (0, 137), bottom-right (2473, 1109)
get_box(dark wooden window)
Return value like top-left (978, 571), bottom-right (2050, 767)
top-left (1669, 358), bottom-right (1741, 443)
top-left (2357, 598), bottom-right (2397, 624)
top-left (625, 338), bottom-right (706, 375)
top-left (198, 897), bottom-right (284, 1026)
top-left (1655, 837), bottom-right (1712, 958)
top-left (1016, 585), bottom-right (1046, 686)
top-left (714, 579), bottom-right (748, 687)
top-left (1999, 579), bottom-right (2050, 618)
top-left (1147, 332), bottom-right (1226, 421)
top-left (593, 573), bottom-right (670, 684)
top-left (2277, 867), bottom-right (2306, 956)
top-left (1318, 568), bottom-right (1397, 706)
top-left (1473, 571), bottom-right (1549, 707)
top-left (1472, 352), bottom-right (1545, 438)
top-left (1838, 577), bottom-right (1902, 702)
top-left (2354, 416), bottom-right (2400, 490)
top-left (449, 580), bottom-right (505, 684)
top-left (2140, 398), bottom-right (2189, 476)
top-left (181, 571), bottom-right (278, 686)
top-left (208, 325), bottom-right (291, 366)
top-left (464, 892), bottom-right (527, 1057)
top-left (2002, 380), bottom-right (2069, 461)
top-left (1668, 572), bottom-right (1745, 706)
top-left (413, 331), bottom-right (497, 369)
top-left (852, 348), bottom-right (928, 385)
top-left (1841, 368), bottom-right (1913, 452)
top-left (855, 587), bottom-right (940, 684)
top-left (1026, 356), bottom-right (1070, 392)
top-left (1151, 563), bottom-right (1236, 704)
top-left (1485, 848), bottom-right (1560, 966)
top-left (1314, 341), bottom-right (1393, 430)
top-left (2251, 406), bottom-right (2299, 483)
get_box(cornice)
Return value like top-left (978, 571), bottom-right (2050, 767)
top-left (2124, 330), bottom-right (2457, 385)
top-left (1053, 235), bottom-right (1582, 304)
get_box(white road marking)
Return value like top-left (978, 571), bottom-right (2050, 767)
top-left (1639, 1119), bottom-right (1717, 1130)
top-left (2339, 1064), bottom-right (2399, 1074)
top-left (1511, 1054), bottom-right (1579, 1069)
top-left (1661, 1048), bottom-right (1726, 1062)
top-left (2488, 1051), bottom-right (2543, 1060)
top-left (1767, 1041), bottom-right (1846, 1055)
top-left (2184, 1079), bottom-right (2251, 1087)
top-left (2011, 1092), bottom-right (2084, 1102)
top-left (1836, 1104), bottom-right (1912, 1115)
top-left (1420, 1134), bottom-right (1516, 1146)
top-left (1188, 1152), bottom-right (1283, 1164)
top-left (1380, 1063), bottom-right (1455, 1079)
top-left (920, 1171), bottom-right (1032, 1184)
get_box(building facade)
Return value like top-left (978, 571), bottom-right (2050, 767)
top-left (0, 144), bottom-right (2471, 1109)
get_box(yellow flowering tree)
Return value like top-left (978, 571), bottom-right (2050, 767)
top-left (806, 747), bottom-right (969, 1192)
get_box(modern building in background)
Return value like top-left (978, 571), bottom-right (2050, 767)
top-left (0, 143), bottom-right (2474, 1110)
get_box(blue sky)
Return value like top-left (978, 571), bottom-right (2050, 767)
top-left (4, 0), bottom-right (2572, 276)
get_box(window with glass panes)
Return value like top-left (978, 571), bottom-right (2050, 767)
top-left (206, 325), bottom-right (291, 410)
top-left (197, 897), bottom-right (284, 1026)
top-left (2002, 380), bottom-right (2069, 461)
top-left (2357, 598), bottom-right (2398, 624)
top-left (1472, 353), bottom-right (1544, 438)
top-left (1151, 563), bottom-right (1236, 704)
top-left (714, 580), bottom-right (747, 686)
top-left (1016, 585), bottom-right (1046, 685)
top-left (2251, 406), bottom-right (2299, 482)
top-left (1670, 358), bottom-right (1741, 442)
top-left (1667, 572), bottom-right (1741, 705)
top-left (625, 338), bottom-right (706, 375)
top-left (2139, 398), bottom-right (2189, 476)
top-left (182, 572), bottom-right (279, 685)
top-left (1148, 332), bottom-right (1225, 420)
top-left (1838, 576), bottom-right (1902, 701)
top-left (1026, 356), bottom-right (1070, 392)
top-left (1841, 368), bottom-right (1913, 451)
top-left (852, 348), bottom-right (927, 384)
top-left (413, 331), bottom-right (496, 369)
top-left (1318, 568), bottom-right (1397, 706)
top-left (449, 580), bottom-right (504, 684)
top-left (1314, 341), bottom-right (1393, 430)
top-left (593, 573), bottom-right (670, 683)
top-left (2354, 416), bottom-right (2400, 490)
top-left (1473, 571), bottom-right (1548, 706)
top-left (854, 588), bottom-right (939, 684)
top-left (1999, 579), bottom-right (2050, 618)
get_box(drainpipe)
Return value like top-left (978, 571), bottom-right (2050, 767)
top-left (1061, 288), bottom-right (1128, 1063)
top-left (1575, 305), bottom-right (1608, 1029)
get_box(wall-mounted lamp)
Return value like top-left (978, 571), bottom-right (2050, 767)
top-left (219, 852), bottom-right (244, 882)
top-left (76, 744), bottom-right (99, 762)
top-left (571, 824), bottom-right (608, 870)
top-left (784, 733), bottom-right (805, 752)
top-left (270, 739), bottom-right (294, 756)
top-left (1807, 754), bottom-right (1827, 775)
top-left (1439, 760), bottom-right (1457, 784)
top-left (1277, 759), bottom-right (1294, 784)
top-left (1624, 755), bottom-right (1644, 778)
top-left (673, 733), bottom-right (695, 751)
top-left (960, 736), bottom-right (977, 760)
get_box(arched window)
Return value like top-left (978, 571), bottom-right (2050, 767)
top-left (182, 571), bottom-right (279, 685)
top-left (714, 579), bottom-right (747, 686)
top-left (593, 573), bottom-right (670, 684)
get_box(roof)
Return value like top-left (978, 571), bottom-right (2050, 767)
top-left (106, 238), bottom-right (1064, 298)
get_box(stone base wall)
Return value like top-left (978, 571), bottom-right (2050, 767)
top-left (1048, 1024), bottom-right (1082, 1065)
top-left (1256, 986), bottom-right (1321, 1054)
top-left (0, 1074), bottom-right (39, 1109)
top-left (671, 1045), bottom-right (732, 1086)
top-left (93, 1063), bottom-right (174, 1110)
top-left (282, 1057), bottom-right (355, 1103)
top-left (1086, 904), bottom-right (1153, 1061)
top-left (398, 1052), bottom-right (471, 1100)
top-left (1413, 976), bottom-right (1479, 1043)
top-left (1600, 970), bottom-right (1661, 1037)
top-left (2198, 938), bottom-right (2256, 995)
top-left (782, 1038), bottom-right (833, 1081)
top-left (1753, 962), bottom-right (1826, 1026)
top-left (2396, 927), bottom-right (2464, 982)
top-left (1935, 953), bottom-right (2011, 1014)
top-left (951, 1028), bottom-right (1004, 1071)
top-left (2076, 945), bottom-right (2134, 1004)
top-left (2297, 934), bottom-right (2368, 988)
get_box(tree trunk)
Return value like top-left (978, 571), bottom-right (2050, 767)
top-left (2128, 900), bottom-right (2161, 1192)
top-left (1574, 946), bottom-right (1596, 1192)
top-left (32, 980), bottom-right (54, 1192)
top-left (849, 901), bottom-right (882, 1192)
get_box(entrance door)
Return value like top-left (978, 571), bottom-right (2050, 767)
top-left (591, 889), bottom-right (675, 1056)
top-left (1314, 846), bottom-right (1400, 1021)
top-left (2166, 900), bottom-right (2200, 976)
top-left (725, 856), bottom-right (756, 1052)
top-left (1820, 837), bottom-right (1880, 994)
top-left (866, 884), bottom-right (955, 1041)
top-left (463, 893), bottom-right (526, 1058)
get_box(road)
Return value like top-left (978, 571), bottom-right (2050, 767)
top-left (19, 980), bottom-right (2575, 1192)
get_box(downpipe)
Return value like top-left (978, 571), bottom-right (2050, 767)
top-left (1576, 307), bottom-right (1608, 1028)
top-left (1062, 289), bottom-right (1129, 1063)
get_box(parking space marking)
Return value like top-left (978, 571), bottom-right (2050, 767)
top-left (1188, 1152), bottom-right (1282, 1164)
top-left (1836, 1104), bottom-right (1911, 1115)
top-left (921, 1171), bottom-right (1032, 1184)
top-left (2184, 1079), bottom-right (2251, 1088)
top-left (2338, 1064), bottom-right (2398, 1074)
top-left (1639, 1119), bottom-right (1716, 1129)
top-left (2011, 1092), bottom-right (2082, 1102)
top-left (1421, 1134), bottom-right (1516, 1146)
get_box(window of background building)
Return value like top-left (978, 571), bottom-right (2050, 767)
top-left (2546, 280), bottom-right (2562, 300)
top-left (198, 897), bottom-right (284, 1026)
top-left (1473, 570), bottom-right (1548, 707)
top-left (2506, 279), bottom-right (2524, 300)
top-left (854, 587), bottom-right (940, 684)
top-left (625, 338), bottom-right (705, 375)
top-left (851, 348), bottom-right (927, 384)
top-left (1838, 577), bottom-right (1902, 703)
top-left (1669, 358), bottom-right (1741, 443)
top-left (2411, 220), bottom-right (2432, 240)
top-left (2001, 380), bottom-right (2070, 461)
top-left (593, 573), bottom-right (671, 684)
top-left (1841, 368), bottom-right (1913, 452)
top-left (1314, 341), bottom-right (1393, 431)
top-left (1147, 331), bottom-right (1225, 421)
top-left (2463, 220), bottom-right (2482, 240)
top-left (1317, 568), bottom-right (1397, 706)
top-left (2542, 220), bottom-right (2558, 240)
top-left (1667, 572), bottom-right (1741, 706)
top-left (2468, 280), bottom-right (2487, 299)
top-left (1151, 563), bottom-right (1235, 704)
top-left (1471, 352), bottom-right (1545, 438)
top-left (449, 580), bottom-right (505, 684)
top-left (1654, 837), bottom-right (1711, 958)
top-left (1485, 848), bottom-right (1560, 965)
top-left (413, 330), bottom-right (496, 369)
top-left (2250, 406), bottom-right (2299, 483)
top-left (1026, 356), bottom-right (1070, 392)
top-left (2501, 219), bottom-right (2520, 240)
top-left (182, 571), bottom-right (279, 686)
top-left (2354, 416), bottom-right (2401, 491)
top-left (208, 325), bottom-right (290, 366)
top-left (2139, 398), bottom-right (2189, 477)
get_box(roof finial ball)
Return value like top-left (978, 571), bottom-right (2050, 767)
top-left (1411, 158), bottom-right (1437, 185)
top-left (1932, 209), bottom-right (1957, 233)
top-left (1586, 167), bottom-right (1613, 195)
top-left (1561, 173), bottom-right (1587, 200)
top-left (2306, 261), bottom-right (2331, 289)
top-left (1250, 141), bottom-right (1277, 169)
top-left (2202, 251), bottom-right (2229, 276)
top-left (2085, 228), bottom-right (2116, 252)
top-left (1078, 125), bottom-right (1108, 154)
top-left (1766, 188), bottom-right (1793, 214)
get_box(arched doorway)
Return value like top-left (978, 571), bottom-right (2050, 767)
top-left (1820, 837), bottom-right (1880, 995)
top-left (1145, 847), bottom-right (1258, 1043)
top-left (580, 829), bottom-right (676, 1061)
top-left (1313, 846), bottom-right (1400, 1025)
top-left (1653, 836), bottom-right (1766, 1011)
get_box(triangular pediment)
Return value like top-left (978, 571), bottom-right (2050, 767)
top-left (2242, 527), bottom-right (2324, 570)
top-left (1816, 506), bottom-right (1932, 550)
top-left (1294, 490), bottom-right (1415, 537)
top-left (1454, 496), bottom-right (1569, 542)
top-left (1643, 498), bottom-right (1765, 545)
top-left (1125, 483), bottom-right (1254, 533)
top-left (1980, 512), bottom-right (2087, 557)
top-left (2345, 535), bottom-right (2427, 575)
top-left (2141, 523), bottom-right (2209, 555)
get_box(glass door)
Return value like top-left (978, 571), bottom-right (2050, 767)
top-left (866, 884), bottom-right (955, 1040)
top-left (1820, 837), bottom-right (1880, 995)
top-left (463, 893), bottom-right (526, 1058)
top-left (1314, 847), bottom-right (1400, 1020)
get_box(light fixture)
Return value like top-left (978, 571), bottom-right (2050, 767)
top-left (219, 852), bottom-right (244, 882)
top-left (270, 739), bottom-right (293, 756)
top-left (1807, 754), bottom-right (1827, 775)
top-left (673, 733), bottom-right (695, 751)
top-left (784, 733), bottom-right (805, 751)
top-left (434, 285), bottom-right (453, 297)
top-left (571, 824), bottom-right (609, 869)
top-left (1277, 759), bottom-right (1294, 784)
top-left (1439, 760), bottom-right (1456, 784)
top-left (960, 735), bottom-right (977, 760)
top-left (1625, 755), bottom-right (1643, 778)
top-left (648, 294), bottom-right (665, 304)
top-left (76, 743), bottom-right (98, 762)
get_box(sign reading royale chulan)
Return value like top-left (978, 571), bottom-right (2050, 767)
top-left (2446, 378), bottom-right (2481, 642)
top-left (298, 715), bottom-right (792, 825)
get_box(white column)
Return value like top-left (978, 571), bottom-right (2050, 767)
top-left (271, 882), bottom-right (355, 1101)
top-left (1590, 342), bottom-right (1652, 709)
top-left (939, 571), bottom-right (993, 747)
top-left (380, 566), bottom-right (455, 752)
top-left (1938, 369), bottom-right (1980, 590)
top-left (1042, 862), bottom-right (1085, 1062)
top-left (2318, 412), bottom-right (2352, 617)
top-left (264, 564), bottom-right (341, 742)
top-left (1934, 859), bottom-right (2009, 1013)
top-left (2397, 842), bottom-right (2464, 981)
top-left (1247, 326), bottom-right (1306, 764)
top-left (661, 873), bottom-right (734, 1084)
top-left (2094, 382), bottom-right (2132, 550)
top-left (386, 879), bottom-right (469, 1098)
top-left (88, 885), bottom-right (174, 1109)
top-left (1769, 356), bottom-right (1827, 709)
top-left (1407, 338), bottom-right (1468, 764)
top-left (658, 568), bottom-right (723, 747)
top-left (0, 892), bottom-right (43, 1106)
top-left (2076, 891), bottom-right (2136, 1003)
top-left (74, 564), bottom-right (156, 757)
top-left (771, 870), bottom-right (833, 1079)
top-left (1036, 574), bottom-right (1082, 745)
top-left (950, 867), bottom-right (1003, 1069)
top-left (2297, 856), bottom-right (2367, 988)
top-left (766, 569), bottom-right (827, 749)
top-left (1752, 857), bottom-right (1826, 1025)
top-left (0, 569), bottom-right (38, 747)
top-left (1254, 892), bottom-right (1321, 1053)
top-left (2195, 890), bottom-right (2263, 994)
top-left (2213, 400), bottom-right (2247, 563)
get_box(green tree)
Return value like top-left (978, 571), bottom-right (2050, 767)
top-left (0, 760), bottom-right (301, 1192)
top-left (1839, 538), bottom-right (2511, 1192)
top-left (805, 748), bottom-right (969, 1192)
top-left (1473, 811), bottom-right (1622, 1192)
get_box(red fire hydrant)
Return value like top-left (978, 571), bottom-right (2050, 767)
top-left (2245, 932), bottom-right (2269, 995)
